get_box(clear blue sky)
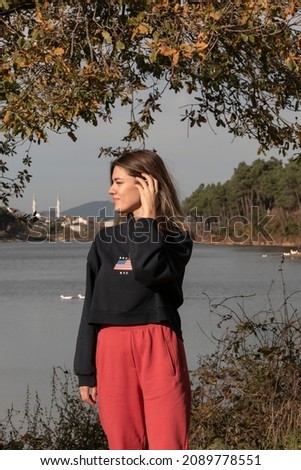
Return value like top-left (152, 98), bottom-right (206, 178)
top-left (7, 90), bottom-right (269, 213)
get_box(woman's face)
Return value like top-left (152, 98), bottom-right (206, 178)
top-left (108, 165), bottom-right (141, 215)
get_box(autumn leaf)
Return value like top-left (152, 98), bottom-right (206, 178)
top-left (116, 40), bottom-right (125, 51)
top-left (131, 23), bottom-right (152, 39)
top-left (102, 31), bottom-right (112, 43)
top-left (159, 45), bottom-right (177, 57)
top-left (194, 41), bottom-right (208, 51)
top-left (210, 10), bottom-right (223, 21)
top-left (35, 10), bottom-right (43, 23)
top-left (44, 54), bottom-right (53, 64)
top-left (172, 51), bottom-right (179, 66)
top-left (3, 111), bottom-right (11, 124)
top-left (53, 47), bottom-right (64, 56)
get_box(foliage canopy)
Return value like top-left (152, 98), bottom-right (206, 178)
top-left (183, 157), bottom-right (301, 244)
top-left (1, 0), bottom-right (301, 204)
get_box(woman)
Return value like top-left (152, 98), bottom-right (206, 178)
top-left (74, 149), bottom-right (193, 450)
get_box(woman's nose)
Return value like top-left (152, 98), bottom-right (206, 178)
top-left (108, 184), bottom-right (115, 195)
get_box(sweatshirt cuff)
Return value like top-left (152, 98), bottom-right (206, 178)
top-left (77, 374), bottom-right (96, 388)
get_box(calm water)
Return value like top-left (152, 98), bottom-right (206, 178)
top-left (0, 241), bottom-right (300, 418)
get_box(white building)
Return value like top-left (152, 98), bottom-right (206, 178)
top-left (56, 193), bottom-right (61, 219)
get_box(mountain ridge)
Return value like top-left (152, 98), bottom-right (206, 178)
top-left (61, 200), bottom-right (114, 218)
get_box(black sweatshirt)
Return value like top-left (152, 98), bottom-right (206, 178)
top-left (74, 217), bottom-right (193, 387)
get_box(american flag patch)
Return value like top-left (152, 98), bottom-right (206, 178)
top-left (113, 257), bottom-right (133, 271)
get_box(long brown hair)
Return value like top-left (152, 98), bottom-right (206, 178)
top-left (110, 149), bottom-right (188, 232)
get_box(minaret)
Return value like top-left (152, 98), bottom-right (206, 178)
top-left (32, 193), bottom-right (36, 215)
top-left (56, 193), bottom-right (61, 219)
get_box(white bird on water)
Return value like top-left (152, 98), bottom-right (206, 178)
top-left (60, 294), bottom-right (85, 300)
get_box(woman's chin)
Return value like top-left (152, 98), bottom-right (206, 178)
top-left (114, 207), bottom-right (125, 215)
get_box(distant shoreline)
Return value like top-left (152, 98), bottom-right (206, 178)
top-left (0, 236), bottom-right (299, 249)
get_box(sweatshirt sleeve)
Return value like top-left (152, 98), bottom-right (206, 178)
top-left (74, 241), bottom-right (101, 387)
top-left (129, 218), bottom-right (192, 287)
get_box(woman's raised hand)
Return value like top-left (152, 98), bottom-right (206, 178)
top-left (135, 173), bottom-right (158, 219)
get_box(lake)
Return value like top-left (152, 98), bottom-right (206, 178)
top-left (0, 240), bottom-right (300, 419)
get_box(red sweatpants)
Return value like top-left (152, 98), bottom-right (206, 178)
top-left (96, 323), bottom-right (191, 450)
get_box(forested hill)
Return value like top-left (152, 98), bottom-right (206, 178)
top-left (183, 157), bottom-right (301, 245)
